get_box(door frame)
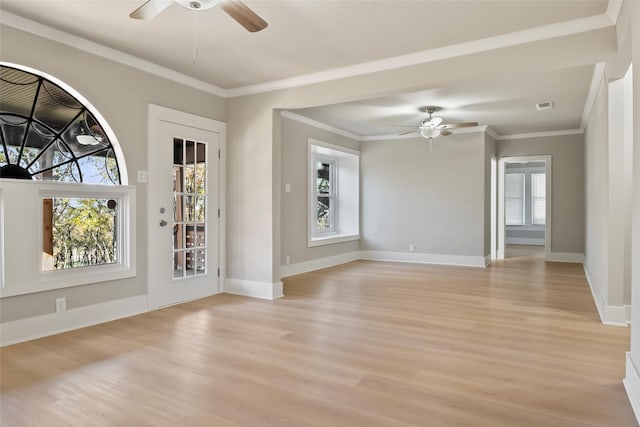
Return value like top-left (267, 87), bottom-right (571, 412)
top-left (146, 104), bottom-right (226, 309)
top-left (497, 155), bottom-right (552, 260)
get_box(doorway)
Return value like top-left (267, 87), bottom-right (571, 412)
top-left (497, 155), bottom-right (552, 260)
top-left (147, 105), bottom-right (225, 309)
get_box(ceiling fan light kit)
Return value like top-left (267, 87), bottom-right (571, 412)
top-left (389, 105), bottom-right (479, 142)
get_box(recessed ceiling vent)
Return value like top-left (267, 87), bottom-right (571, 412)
top-left (536, 101), bottom-right (553, 111)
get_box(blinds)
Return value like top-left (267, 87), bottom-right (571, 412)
top-left (505, 173), bottom-right (525, 225)
top-left (531, 173), bottom-right (546, 224)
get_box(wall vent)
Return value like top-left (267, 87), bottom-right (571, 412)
top-left (536, 101), bottom-right (553, 110)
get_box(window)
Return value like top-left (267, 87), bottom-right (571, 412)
top-left (314, 157), bottom-right (336, 233)
top-left (308, 140), bottom-right (359, 247)
top-left (0, 63), bottom-right (134, 298)
top-left (505, 173), bottom-right (525, 225)
top-left (531, 173), bottom-right (546, 225)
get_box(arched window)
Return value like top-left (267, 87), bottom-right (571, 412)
top-left (0, 64), bottom-right (122, 184)
top-left (0, 63), bottom-right (135, 297)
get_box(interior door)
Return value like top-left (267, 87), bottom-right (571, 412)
top-left (148, 119), bottom-right (220, 309)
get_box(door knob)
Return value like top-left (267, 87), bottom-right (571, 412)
top-left (159, 220), bottom-right (168, 227)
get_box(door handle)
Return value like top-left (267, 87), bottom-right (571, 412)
top-left (159, 220), bottom-right (168, 227)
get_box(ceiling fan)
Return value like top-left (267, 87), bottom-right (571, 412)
top-left (129, 0), bottom-right (268, 32)
top-left (390, 106), bottom-right (478, 140)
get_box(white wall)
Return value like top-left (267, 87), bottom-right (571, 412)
top-left (0, 25), bottom-right (226, 323)
top-left (360, 133), bottom-right (486, 258)
top-left (583, 63), bottom-right (633, 326)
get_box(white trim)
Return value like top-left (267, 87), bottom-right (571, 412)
top-left (604, 305), bottom-right (628, 327)
top-left (0, 61), bottom-right (130, 185)
top-left (583, 262), bottom-right (627, 326)
top-left (498, 156), bottom-right (552, 260)
top-left (495, 128), bottom-right (583, 141)
top-left (624, 352), bottom-right (640, 426)
top-left (281, 251), bottom-right (361, 278)
top-left (227, 13), bottom-right (613, 97)
top-left (584, 262), bottom-right (606, 321)
top-left (281, 111), bottom-right (361, 141)
top-left (606, 1), bottom-right (623, 24)
top-left (2, 10), bottom-right (614, 100)
top-left (486, 126), bottom-right (500, 141)
top-left (224, 279), bottom-right (283, 300)
top-left (308, 233), bottom-right (360, 247)
top-left (0, 295), bottom-right (147, 347)
top-left (580, 62), bottom-right (607, 131)
top-left (360, 251), bottom-right (488, 268)
top-left (505, 237), bottom-right (545, 246)
top-left (280, 110), bottom-right (586, 144)
top-left (0, 12), bottom-right (227, 98)
top-left (484, 254), bottom-right (492, 267)
top-left (546, 252), bottom-right (584, 263)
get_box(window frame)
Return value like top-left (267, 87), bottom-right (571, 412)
top-left (307, 139), bottom-right (360, 247)
top-left (0, 180), bottom-right (136, 297)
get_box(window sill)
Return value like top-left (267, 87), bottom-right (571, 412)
top-left (506, 225), bottom-right (545, 231)
top-left (308, 233), bottom-right (360, 247)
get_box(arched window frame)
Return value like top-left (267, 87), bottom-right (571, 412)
top-left (0, 63), bottom-right (136, 296)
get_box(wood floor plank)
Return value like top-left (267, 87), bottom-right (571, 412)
top-left (1, 250), bottom-right (635, 426)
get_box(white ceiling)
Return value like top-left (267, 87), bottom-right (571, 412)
top-left (0, 0), bottom-right (612, 137)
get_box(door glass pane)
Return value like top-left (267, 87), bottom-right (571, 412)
top-left (173, 137), bottom-right (207, 280)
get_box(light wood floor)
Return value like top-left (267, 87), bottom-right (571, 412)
top-left (1, 257), bottom-right (635, 426)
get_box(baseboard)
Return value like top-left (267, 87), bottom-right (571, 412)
top-left (505, 237), bottom-right (545, 245)
top-left (583, 264), bottom-right (628, 327)
top-left (624, 352), bottom-right (640, 425)
top-left (224, 278), bottom-right (284, 300)
top-left (359, 250), bottom-right (488, 268)
top-left (546, 252), bottom-right (584, 263)
top-left (0, 294), bottom-right (148, 347)
top-left (281, 251), bottom-right (360, 278)
top-left (484, 255), bottom-right (491, 267)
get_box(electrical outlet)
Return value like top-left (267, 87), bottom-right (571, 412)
top-left (285, 255), bottom-right (291, 265)
top-left (55, 297), bottom-right (66, 313)
top-left (285, 183), bottom-right (291, 193)
top-left (409, 244), bottom-right (415, 253)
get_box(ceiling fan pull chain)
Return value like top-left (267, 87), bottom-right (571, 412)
top-left (192, 13), bottom-right (200, 69)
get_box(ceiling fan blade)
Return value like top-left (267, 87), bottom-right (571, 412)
top-left (387, 124), bottom-right (417, 128)
top-left (440, 130), bottom-right (453, 136)
top-left (221, 0), bottom-right (268, 32)
top-left (443, 122), bottom-right (479, 129)
top-left (129, 0), bottom-right (172, 20)
top-left (399, 129), bottom-right (418, 136)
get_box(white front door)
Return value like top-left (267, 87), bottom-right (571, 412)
top-left (147, 106), bottom-right (223, 309)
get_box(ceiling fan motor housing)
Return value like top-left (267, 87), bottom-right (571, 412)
top-left (175, 0), bottom-right (220, 11)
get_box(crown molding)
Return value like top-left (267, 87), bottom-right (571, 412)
top-left (485, 126), bottom-right (500, 140)
top-left (227, 13), bottom-right (613, 97)
top-left (580, 62), bottom-right (607, 130)
top-left (606, 0), bottom-right (623, 24)
top-left (2, 9), bottom-right (615, 100)
top-left (0, 11), bottom-right (228, 98)
top-left (280, 111), bottom-right (362, 141)
top-left (495, 128), bottom-right (584, 141)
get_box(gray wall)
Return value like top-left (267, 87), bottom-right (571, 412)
top-left (360, 133), bottom-right (486, 257)
top-left (497, 134), bottom-right (585, 254)
top-left (280, 116), bottom-right (360, 265)
top-left (0, 25), bottom-right (226, 323)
